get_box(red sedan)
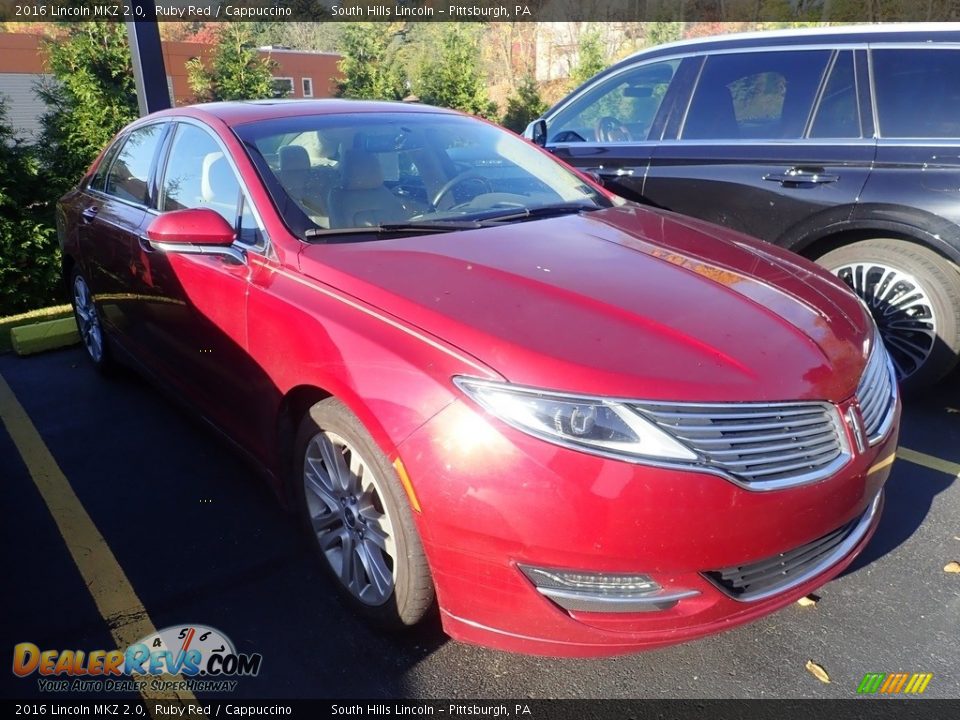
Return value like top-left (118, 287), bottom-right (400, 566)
top-left (57, 101), bottom-right (900, 656)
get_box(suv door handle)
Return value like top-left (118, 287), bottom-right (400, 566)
top-left (763, 168), bottom-right (839, 186)
top-left (80, 206), bottom-right (99, 224)
top-left (585, 166), bottom-right (636, 178)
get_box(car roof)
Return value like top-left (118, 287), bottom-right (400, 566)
top-left (624, 22), bottom-right (960, 62)
top-left (149, 99), bottom-right (460, 127)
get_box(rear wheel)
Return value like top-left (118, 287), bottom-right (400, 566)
top-left (294, 398), bottom-right (434, 629)
top-left (70, 268), bottom-right (113, 373)
top-left (816, 239), bottom-right (960, 391)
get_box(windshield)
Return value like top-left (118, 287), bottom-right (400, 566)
top-left (233, 111), bottom-right (612, 239)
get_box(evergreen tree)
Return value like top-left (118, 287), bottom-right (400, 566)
top-left (187, 24), bottom-right (278, 102)
top-left (335, 23), bottom-right (406, 101)
top-left (501, 76), bottom-right (548, 133)
top-left (0, 97), bottom-right (61, 314)
top-left (569, 29), bottom-right (609, 90)
top-left (35, 22), bottom-right (138, 198)
top-left (412, 24), bottom-right (497, 119)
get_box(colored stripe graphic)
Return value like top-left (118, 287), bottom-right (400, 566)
top-left (857, 674), bottom-right (885, 693)
top-left (858, 673), bottom-right (932, 694)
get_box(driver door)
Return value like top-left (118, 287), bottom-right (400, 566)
top-left (545, 56), bottom-right (698, 203)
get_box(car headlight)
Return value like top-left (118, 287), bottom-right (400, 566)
top-left (453, 377), bottom-right (697, 462)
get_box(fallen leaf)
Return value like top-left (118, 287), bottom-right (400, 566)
top-left (806, 660), bottom-right (831, 684)
top-left (797, 595), bottom-right (819, 607)
top-left (944, 561), bottom-right (960, 573)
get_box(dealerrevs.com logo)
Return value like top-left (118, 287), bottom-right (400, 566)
top-left (12, 625), bottom-right (262, 693)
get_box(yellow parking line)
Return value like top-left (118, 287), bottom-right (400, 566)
top-left (0, 373), bottom-right (204, 716)
top-left (898, 447), bottom-right (960, 478)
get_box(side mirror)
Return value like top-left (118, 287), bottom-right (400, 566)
top-left (147, 208), bottom-right (236, 246)
top-left (146, 208), bottom-right (245, 263)
top-left (525, 119), bottom-right (547, 147)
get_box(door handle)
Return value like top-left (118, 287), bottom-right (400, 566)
top-left (586, 166), bottom-right (636, 178)
top-left (763, 168), bottom-right (839, 186)
top-left (80, 206), bottom-right (99, 224)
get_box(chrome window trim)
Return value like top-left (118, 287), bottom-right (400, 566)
top-left (547, 40), bottom-right (960, 147)
top-left (159, 116), bottom-right (273, 260)
top-left (705, 490), bottom-right (883, 603)
top-left (454, 376), bottom-right (853, 493)
top-left (619, 24), bottom-right (960, 63)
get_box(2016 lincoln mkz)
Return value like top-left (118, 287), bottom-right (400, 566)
top-left (58, 100), bottom-right (900, 656)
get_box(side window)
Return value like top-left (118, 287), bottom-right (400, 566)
top-left (89, 137), bottom-right (125, 192)
top-left (682, 50), bottom-right (831, 140)
top-left (160, 124), bottom-right (241, 225)
top-left (873, 49), bottom-right (960, 138)
top-left (549, 59), bottom-right (680, 143)
top-left (237, 196), bottom-right (263, 247)
top-left (103, 124), bottom-right (165, 204)
top-left (810, 51), bottom-right (860, 139)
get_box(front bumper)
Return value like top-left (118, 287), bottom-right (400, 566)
top-left (397, 395), bottom-right (900, 657)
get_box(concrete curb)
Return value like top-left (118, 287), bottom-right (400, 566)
top-left (10, 316), bottom-right (80, 356)
top-left (0, 305), bottom-right (74, 354)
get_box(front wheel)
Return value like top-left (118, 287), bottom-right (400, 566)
top-left (816, 239), bottom-right (960, 392)
top-left (294, 398), bottom-right (435, 629)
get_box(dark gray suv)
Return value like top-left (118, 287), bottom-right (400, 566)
top-left (528, 24), bottom-right (960, 392)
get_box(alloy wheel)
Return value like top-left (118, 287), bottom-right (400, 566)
top-left (73, 274), bottom-right (104, 363)
top-left (303, 430), bottom-right (398, 606)
top-left (830, 261), bottom-right (937, 381)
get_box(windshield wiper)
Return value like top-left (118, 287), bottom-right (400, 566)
top-left (473, 203), bottom-right (601, 226)
top-left (304, 219), bottom-right (483, 240)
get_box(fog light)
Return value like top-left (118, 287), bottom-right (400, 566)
top-left (519, 564), bottom-right (699, 613)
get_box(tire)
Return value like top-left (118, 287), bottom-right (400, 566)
top-left (69, 268), bottom-right (114, 374)
top-left (816, 239), bottom-right (960, 392)
top-left (294, 398), bottom-right (435, 629)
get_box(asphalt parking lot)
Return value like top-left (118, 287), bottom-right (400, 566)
top-left (1, 347), bottom-right (958, 701)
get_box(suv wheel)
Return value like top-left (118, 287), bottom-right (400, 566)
top-left (294, 398), bottom-right (435, 629)
top-left (817, 239), bottom-right (960, 392)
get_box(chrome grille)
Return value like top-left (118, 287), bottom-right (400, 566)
top-left (704, 491), bottom-right (882, 601)
top-left (856, 342), bottom-right (897, 444)
top-left (633, 401), bottom-right (848, 489)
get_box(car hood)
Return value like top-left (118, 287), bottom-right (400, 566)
top-left (297, 205), bottom-right (871, 402)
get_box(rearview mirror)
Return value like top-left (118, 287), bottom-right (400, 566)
top-left (146, 208), bottom-right (245, 263)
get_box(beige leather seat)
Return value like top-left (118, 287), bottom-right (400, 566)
top-left (328, 149), bottom-right (409, 228)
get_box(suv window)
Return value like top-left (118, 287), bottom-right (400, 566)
top-left (103, 124), bottom-right (165, 204)
top-left (810, 51), bottom-right (860, 139)
top-left (160, 123), bottom-right (241, 225)
top-left (873, 49), bottom-right (960, 138)
top-left (549, 59), bottom-right (680, 143)
top-left (682, 50), bottom-right (831, 140)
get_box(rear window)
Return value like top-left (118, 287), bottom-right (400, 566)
top-left (873, 49), bottom-right (960, 138)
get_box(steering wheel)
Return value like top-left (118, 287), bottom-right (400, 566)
top-left (431, 171), bottom-right (494, 209)
top-left (595, 116), bottom-right (632, 143)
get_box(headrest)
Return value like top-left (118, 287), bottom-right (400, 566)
top-left (340, 149), bottom-right (384, 190)
top-left (200, 152), bottom-right (238, 204)
top-left (279, 144), bottom-right (310, 172)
